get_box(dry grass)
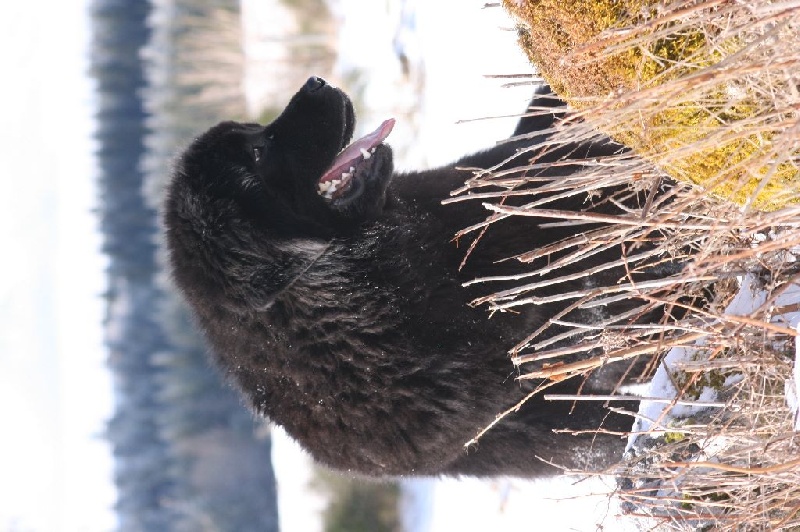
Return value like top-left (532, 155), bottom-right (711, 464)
top-left (458, 1), bottom-right (800, 529)
top-left (460, 101), bottom-right (800, 530)
top-left (613, 265), bottom-right (800, 530)
top-left (503, 0), bottom-right (800, 211)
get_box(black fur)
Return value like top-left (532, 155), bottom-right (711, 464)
top-left (165, 77), bottom-right (660, 477)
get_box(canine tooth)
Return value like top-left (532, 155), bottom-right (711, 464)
top-left (319, 181), bottom-right (337, 195)
top-left (341, 172), bottom-right (351, 180)
top-left (360, 148), bottom-right (371, 160)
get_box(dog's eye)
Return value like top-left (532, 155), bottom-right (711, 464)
top-left (249, 133), bottom-right (273, 164)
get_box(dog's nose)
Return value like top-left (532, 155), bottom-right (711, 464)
top-left (304, 76), bottom-right (327, 92)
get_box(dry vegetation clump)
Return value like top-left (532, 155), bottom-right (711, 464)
top-left (502, 0), bottom-right (800, 211)
top-left (455, 100), bottom-right (800, 529)
top-left (613, 245), bottom-right (800, 530)
top-left (455, 2), bottom-right (800, 529)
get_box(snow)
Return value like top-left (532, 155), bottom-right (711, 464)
top-left (271, 428), bottom-right (328, 532)
top-left (631, 272), bottom-right (800, 449)
top-left (401, 476), bottom-right (646, 532)
top-left (0, 2), bottom-right (115, 531)
top-left (273, 427), bottom-right (643, 532)
top-left (241, 0), bottom-right (298, 117)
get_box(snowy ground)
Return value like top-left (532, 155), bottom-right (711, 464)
top-left (272, 427), bottom-right (638, 532)
top-left (631, 274), bottom-right (800, 447)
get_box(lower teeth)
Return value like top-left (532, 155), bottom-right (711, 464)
top-left (317, 147), bottom-right (378, 197)
top-left (318, 180), bottom-right (344, 198)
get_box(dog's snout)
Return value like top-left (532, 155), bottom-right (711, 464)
top-left (304, 76), bottom-right (327, 93)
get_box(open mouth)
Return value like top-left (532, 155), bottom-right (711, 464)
top-left (317, 118), bottom-right (395, 200)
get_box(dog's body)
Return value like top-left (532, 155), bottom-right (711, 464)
top-left (165, 77), bottom-right (659, 477)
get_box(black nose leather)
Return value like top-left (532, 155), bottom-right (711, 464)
top-left (304, 76), bottom-right (326, 93)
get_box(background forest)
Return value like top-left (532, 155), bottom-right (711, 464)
top-left (92, 1), bottom-right (278, 530)
top-left (91, 0), bottom-right (403, 530)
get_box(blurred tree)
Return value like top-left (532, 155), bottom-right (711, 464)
top-left (91, 0), bottom-right (278, 530)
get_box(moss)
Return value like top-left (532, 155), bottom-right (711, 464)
top-left (503, 0), bottom-right (799, 211)
top-left (664, 431), bottom-right (686, 444)
top-left (507, 0), bottom-right (646, 100)
top-left (680, 490), bottom-right (731, 510)
top-left (670, 365), bottom-right (729, 400)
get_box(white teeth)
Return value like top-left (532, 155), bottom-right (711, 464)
top-left (317, 174), bottom-right (353, 199)
top-left (318, 145), bottom-right (382, 198)
top-left (318, 182), bottom-right (335, 199)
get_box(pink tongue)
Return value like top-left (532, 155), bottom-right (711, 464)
top-left (319, 118), bottom-right (395, 183)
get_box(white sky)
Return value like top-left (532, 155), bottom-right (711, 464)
top-left (0, 3), bottom-right (115, 531)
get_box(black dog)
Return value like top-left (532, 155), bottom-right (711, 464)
top-left (165, 77), bottom-right (665, 477)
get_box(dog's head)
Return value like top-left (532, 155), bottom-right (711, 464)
top-left (169, 77), bottom-right (395, 240)
top-left (164, 77), bottom-right (396, 312)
